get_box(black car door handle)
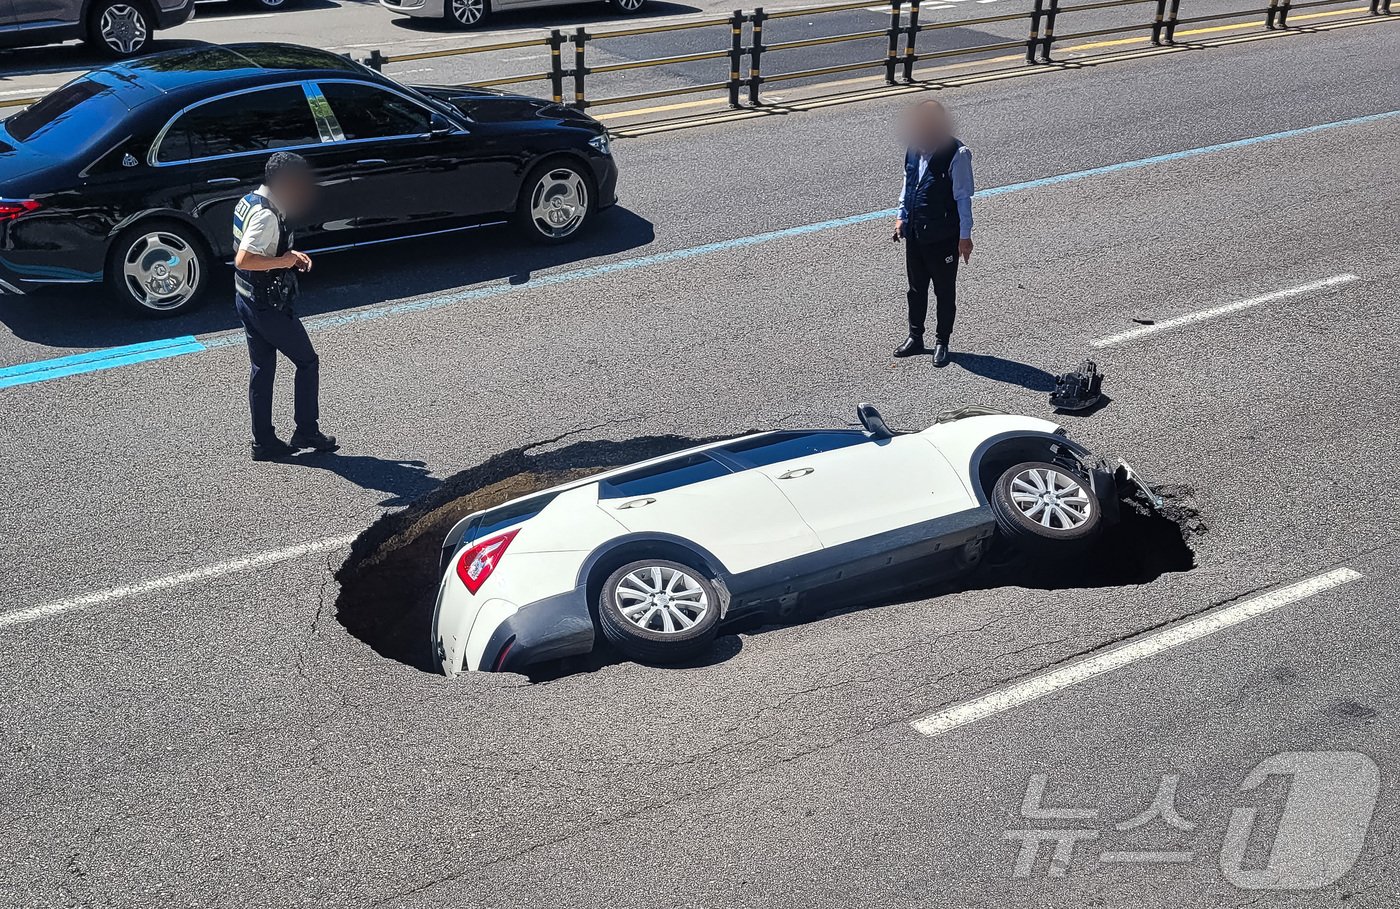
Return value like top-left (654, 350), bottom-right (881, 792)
top-left (356, 158), bottom-right (388, 166)
top-left (206, 177), bottom-right (240, 185)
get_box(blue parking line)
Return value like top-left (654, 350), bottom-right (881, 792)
top-left (9, 107), bottom-right (1399, 387)
top-left (0, 336), bottom-right (205, 389)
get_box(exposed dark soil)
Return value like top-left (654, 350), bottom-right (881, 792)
top-left (336, 435), bottom-right (1203, 678)
top-left (972, 483), bottom-right (1203, 590)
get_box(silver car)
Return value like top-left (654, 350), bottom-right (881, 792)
top-left (382, 0), bottom-right (647, 29)
top-left (0, 0), bottom-right (195, 56)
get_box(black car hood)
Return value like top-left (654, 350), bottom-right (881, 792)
top-left (411, 85), bottom-right (596, 125)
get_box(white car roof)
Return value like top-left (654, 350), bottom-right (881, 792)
top-left (477, 430), bottom-right (783, 517)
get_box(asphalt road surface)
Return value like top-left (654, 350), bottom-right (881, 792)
top-left (1, 15), bottom-right (1398, 909)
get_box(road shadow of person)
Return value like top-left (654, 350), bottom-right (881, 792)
top-left (288, 452), bottom-right (438, 507)
top-left (0, 206), bottom-right (656, 349)
top-left (952, 352), bottom-right (1057, 392)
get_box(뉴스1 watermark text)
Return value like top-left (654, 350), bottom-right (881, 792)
top-left (1005, 750), bottom-right (1380, 890)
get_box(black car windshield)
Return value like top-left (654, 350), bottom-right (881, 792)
top-left (4, 75), bottom-right (130, 150)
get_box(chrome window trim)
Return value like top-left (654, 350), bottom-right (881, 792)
top-left (301, 83), bottom-right (342, 144)
top-left (313, 78), bottom-right (466, 140)
top-left (148, 81), bottom-right (329, 168)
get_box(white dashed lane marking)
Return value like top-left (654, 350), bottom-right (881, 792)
top-left (1089, 274), bottom-right (1359, 347)
top-left (0, 536), bottom-right (355, 631)
top-left (911, 568), bottom-right (1364, 737)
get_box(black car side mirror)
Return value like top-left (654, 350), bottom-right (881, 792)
top-left (429, 113), bottom-right (456, 137)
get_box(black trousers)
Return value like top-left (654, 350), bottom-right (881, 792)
top-left (905, 235), bottom-right (960, 343)
top-left (235, 295), bottom-right (320, 445)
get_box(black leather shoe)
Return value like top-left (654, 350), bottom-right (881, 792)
top-left (894, 334), bottom-right (925, 358)
top-left (290, 429), bottom-right (339, 453)
top-left (932, 341), bottom-right (950, 367)
top-left (251, 439), bottom-right (296, 461)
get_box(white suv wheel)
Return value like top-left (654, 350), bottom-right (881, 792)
top-left (597, 558), bottom-right (721, 664)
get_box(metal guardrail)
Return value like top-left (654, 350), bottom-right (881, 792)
top-left (0, 0), bottom-right (1387, 114)
top-left (356, 0), bottom-right (1390, 112)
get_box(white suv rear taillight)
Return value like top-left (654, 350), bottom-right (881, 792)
top-left (455, 530), bottom-right (518, 594)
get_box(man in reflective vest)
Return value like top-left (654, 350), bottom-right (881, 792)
top-left (233, 152), bottom-right (338, 461)
top-left (891, 100), bottom-right (975, 367)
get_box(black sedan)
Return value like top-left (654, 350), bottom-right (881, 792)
top-left (0, 44), bottom-right (618, 315)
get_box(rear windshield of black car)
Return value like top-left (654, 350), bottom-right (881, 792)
top-left (4, 76), bottom-right (129, 150)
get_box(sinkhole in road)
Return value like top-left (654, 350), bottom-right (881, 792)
top-left (334, 434), bottom-right (730, 673)
top-left (334, 437), bottom-right (1202, 678)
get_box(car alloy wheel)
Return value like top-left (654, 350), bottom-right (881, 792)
top-left (120, 230), bottom-right (202, 313)
top-left (253, 0), bottom-right (288, 7)
top-left (1007, 466), bottom-right (1093, 530)
top-left (597, 558), bottom-right (721, 664)
top-left (614, 565), bottom-right (710, 634)
top-left (449, 0), bottom-right (486, 25)
top-left (99, 4), bottom-right (149, 56)
top-left (989, 459), bottom-right (1103, 555)
top-left (527, 167), bottom-right (589, 239)
top-left (612, 0), bottom-right (647, 11)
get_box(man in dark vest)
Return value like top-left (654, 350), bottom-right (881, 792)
top-left (233, 152), bottom-right (338, 461)
top-left (891, 100), bottom-right (975, 367)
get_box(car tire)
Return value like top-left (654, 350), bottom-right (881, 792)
top-left (597, 559), bottom-right (721, 664)
top-left (607, 0), bottom-right (649, 13)
top-left (106, 220), bottom-right (211, 317)
top-left (989, 460), bottom-right (1102, 553)
top-left (247, 0), bottom-right (291, 9)
top-left (444, 0), bottom-right (490, 28)
top-left (87, 0), bottom-right (154, 58)
top-left (513, 158), bottom-right (595, 244)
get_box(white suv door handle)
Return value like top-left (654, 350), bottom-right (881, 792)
top-left (616, 497), bottom-right (656, 509)
top-left (777, 467), bottom-right (815, 479)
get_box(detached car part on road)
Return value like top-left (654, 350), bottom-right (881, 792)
top-left (0, 43), bottom-right (617, 314)
top-left (432, 406), bottom-right (1155, 675)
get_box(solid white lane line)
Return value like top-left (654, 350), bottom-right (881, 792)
top-left (1089, 274), bottom-right (1358, 348)
top-left (911, 567), bottom-right (1364, 737)
top-left (0, 536), bottom-right (356, 631)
